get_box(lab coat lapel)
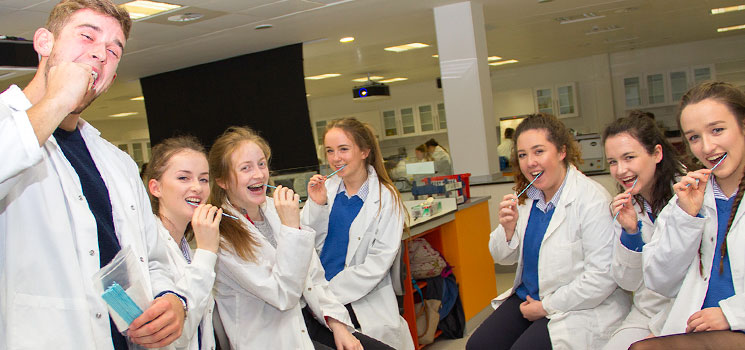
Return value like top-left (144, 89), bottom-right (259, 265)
top-left (345, 166), bottom-right (380, 265)
top-left (541, 167), bottom-right (576, 243)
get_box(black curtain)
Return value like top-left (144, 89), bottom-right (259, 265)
top-left (141, 43), bottom-right (317, 172)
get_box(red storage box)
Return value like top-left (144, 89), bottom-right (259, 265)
top-left (424, 173), bottom-right (471, 200)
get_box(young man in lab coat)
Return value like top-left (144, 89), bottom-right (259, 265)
top-left (0, 1), bottom-right (186, 348)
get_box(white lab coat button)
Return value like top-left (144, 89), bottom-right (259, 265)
top-left (89, 250), bottom-right (95, 256)
top-left (95, 312), bottom-right (102, 319)
top-left (704, 277), bottom-right (709, 281)
top-left (711, 237), bottom-right (714, 242)
top-left (78, 195), bottom-right (84, 201)
top-left (130, 205), bottom-right (136, 211)
top-left (301, 329), bottom-right (305, 333)
top-left (140, 257), bottom-right (145, 262)
top-left (357, 237), bottom-right (361, 240)
top-left (167, 237), bottom-right (171, 241)
top-left (308, 287), bottom-right (312, 291)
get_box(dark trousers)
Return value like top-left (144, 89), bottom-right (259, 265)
top-left (302, 306), bottom-right (394, 350)
top-left (466, 294), bottom-right (552, 350)
top-left (630, 330), bottom-right (745, 350)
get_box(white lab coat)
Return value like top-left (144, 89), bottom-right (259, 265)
top-left (301, 165), bottom-right (415, 350)
top-left (489, 165), bottom-right (630, 350)
top-left (155, 218), bottom-right (217, 350)
top-left (0, 85), bottom-right (178, 349)
top-left (214, 198), bottom-right (353, 350)
top-left (643, 181), bottom-right (745, 334)
top-left (608, 200), bottom-right (672, 339)
top-left (430, 145), bottom-right (450, 163)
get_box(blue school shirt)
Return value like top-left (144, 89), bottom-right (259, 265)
top-left (319, 181), bottom-right (369, 281)
top-left (620, 199), bottom-right (655, 252)
top-left (514, 177), bottom-right (566, 301)
top-left (702, 181), bottom-right (736, 309)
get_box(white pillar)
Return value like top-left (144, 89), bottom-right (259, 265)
top-left (434, 1), bottom-right (498, 176)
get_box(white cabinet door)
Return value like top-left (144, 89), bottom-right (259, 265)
top-left (624, 76), bottom-right (642, 108)
top-left (534, 83), bottom-right (578, 118)
top-left (418, 105), bottom-right (435, 132)
top-left (534, 87), bottom-right (554, 115)
top-left (400, 107), bottom-right (416, 135)
top-left (668, 70), bottom-right (688, 102)
top-left (437, 102), bottom-right (447, 130)
top-left (646, 73), bottom-right (666, 106)
top-left (382, 110), bottom-right (398, 137)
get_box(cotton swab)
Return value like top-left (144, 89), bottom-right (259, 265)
top-left (685, 153), bottom-right (727, 188)
top-left (310, 164), bottom-right (347, 187)
top-left (512, 172), bottom-right (543, 201)
top-left (613, 177), bottom-right (638, 222)
top-left (186, 201), bottom-right (240, 220)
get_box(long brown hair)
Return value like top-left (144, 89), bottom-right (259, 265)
top-left (208, 126), bottom-right (270, 262)
top-left (510, 113), bottom-right (582, 204)
top-left (47, 0), bottom-right (132, 39)
top-left (602, 111), bottom-right (685, 216)
top-left (677, 82), bottom-right (745, 274)
top-left (324, 118), bottom-right (409, 234)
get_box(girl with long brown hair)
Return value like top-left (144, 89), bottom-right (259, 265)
top-left (145, 135), bottom-right (221, 350)
top-left (632, 82), bottom-right (745, 349)
top-left (302, 118), bottom-right (415, 350)
top-left (468, 113), bottom-right (628, 350)
top-left (209, 126), bottom-right (391, 350)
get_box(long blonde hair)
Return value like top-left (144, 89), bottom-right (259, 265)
top-left (324, 118), bottom-right (409, 234)
top-left (208, 126), bottom-right (271, 261)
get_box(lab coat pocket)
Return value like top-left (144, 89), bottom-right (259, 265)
top-left (10, 293), bottom-right (91, 349)
top-left (548, 240), bottom-right (582, 284)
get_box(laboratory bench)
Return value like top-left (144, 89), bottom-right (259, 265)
top-left (400, 196), bottom-right (495, 348)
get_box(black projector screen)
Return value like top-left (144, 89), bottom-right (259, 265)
top-left (140, 44), bottom-right (317, 173)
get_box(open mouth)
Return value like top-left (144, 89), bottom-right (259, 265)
top-left (707, 153), bottom-right (726, 167)
top-left (91, 71), bottom-right (99, 89)
top-left (185, 197), bottom-right (201, 206)
top-left (247, 183), bottom-right (265, 193)
top-left (530, 171), bottom-right (542, 179)
top-left (619, 175), bottom-right (637, 188)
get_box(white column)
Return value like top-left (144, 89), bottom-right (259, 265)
top-left (434, 1), bottom-right (498, 176)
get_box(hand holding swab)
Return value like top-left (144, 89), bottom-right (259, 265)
top-left (512, 172), bottom-right (543, 201)
top-left (613, 177), bottom-right (638, 222)
top-left (310, 164), bottom-right (347, 187)
top-left (685, 153), bottom-right (727, 188)
top-left (187, 201), bottom-right (240, 220)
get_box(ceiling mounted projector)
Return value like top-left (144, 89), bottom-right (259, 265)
top-left (352, 80), bottom-right (390, 101)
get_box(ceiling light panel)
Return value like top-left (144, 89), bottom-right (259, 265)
top-left (489, 59), bottom-right (519, 66)
top-left (488, 56), bottom-right (502, 61)
top-left (555, 12), bottom-right (605, 24)
top-left (122, 1), bottom-right (183, 21)
top-left (339, 37), bottom-right (355, 43)
top-left (384, 43), bottom-right (429, 53)
top-left (379, 77), bottom-right (408, 83)
top-left (718, 24), bottom-right (745, 32)
top-left (305, 73), bottom-right (341, 80)
top-left (711, 5), bottom-right (745, 15)
top-left (109, 112), bottom-right (138, 118)
top-left (352, 76), bottom-right (383, 82)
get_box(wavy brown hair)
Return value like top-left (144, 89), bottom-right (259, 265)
top-left (602, 111), bottom-right (685, 216)
top-left (47, 0), bottom-right (132, 39)
top-left (510, 113), bottom-right (582, 205)
top-left (324, 118), bottom-right (409, 234)
top-left (208, 126), bottom-right (270, 262)
top-left (677, 82), bottom-right (745, 275)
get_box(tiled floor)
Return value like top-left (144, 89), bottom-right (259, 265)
top-left (424, 272), bottom-right (515, 350)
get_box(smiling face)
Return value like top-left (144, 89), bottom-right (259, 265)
top-left (605, 132), bottom-right (662, 198)
top-left (42, 9), bottom-right (125, 113)
top-left (681, 98), bottom-right (745, 188)
top-left (220, 141), bottom-right (270, 211)
top-left (148, 150), bottom-right (209, 227)
top-left (516, 128), bottom-right (567, 200)
top-left (324, 127), bottom-right (370, 179)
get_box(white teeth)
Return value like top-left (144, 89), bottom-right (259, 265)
top-left (185, 198), bottom-right (200, 204)
top-left (247, 184), bottom-right (263, 189)
top-left (91, 71), bottom-right (98, 85)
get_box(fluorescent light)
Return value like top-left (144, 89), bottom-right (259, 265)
top-left (432, 54), bottom-right (439, 58)
top-left (352, 76), bottom-right (383, 82)
top-left (585, 25), bottom-right (624, 35)
top-left (718, 24), bottom-right (745, 32)
top-left (339, 37), bottom-right (355, 43)
top-left (488, 56), bottom-right (502, 61)
top-left (488, 59), bottom-right (519, 66)
top-left (121, 1), bottom-right (183, 21)
top-left (384, 43), bottom-right (429, 53)
top-left (109, 112), bottom-right (138, 118)
top-left (379, 77), bottom-right (408, 83)
top-left (130, 96), bottom-right (144, 101)
top-left (711, 5), bottom-right (745, 15)
top-left (305, 73), bottom-right (341, 80)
